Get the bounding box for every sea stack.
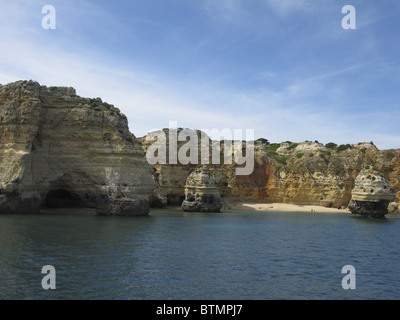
[348,167,396,218]
[181,165,222,212]
[0,80,155,215]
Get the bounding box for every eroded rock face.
[181,165,222,212]
[388,202,399,214]
[0,80,155,215]
[295,141,328,154]
[351,142,378,151]
[277,141,327,155]
[348,168,396,218]
[139,128,210,205]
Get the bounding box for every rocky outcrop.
[181,165,222,212]
[0,80,155,215]
[351,142,378,151]
[348,168,396,218]
[276,142,292,155]
[139,128,211,205]
[276,141,327,155]
[388,202,399,214]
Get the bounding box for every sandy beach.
[222,201,350,213]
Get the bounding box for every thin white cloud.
[265,0,313,15]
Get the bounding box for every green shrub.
[386,153,396,161]
[309,153,314,157]
[275,155,288,165]
[360,148,367,153]
[265,143,280,153]
[325,142,337,149]
[287,143,299,150]
[220,152,225,164]
[336,144,351,152]
[296,153,304,159]
[256,138,269,145]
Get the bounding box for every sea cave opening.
[43,189,86,209]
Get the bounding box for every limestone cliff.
[228,141,399,210]
[257,142,361,208]
[0,80,155,215]
[140,130,400,212]
[4,81,397,216]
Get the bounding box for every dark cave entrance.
[166,195,185,206]
[43,189,86,209]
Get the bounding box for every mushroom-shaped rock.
[348,168,396,218]
[181,165,222,212]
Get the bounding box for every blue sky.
[1,0,400,149]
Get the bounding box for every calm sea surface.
[0,208,399,300]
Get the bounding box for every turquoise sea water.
[0,209,399,300]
